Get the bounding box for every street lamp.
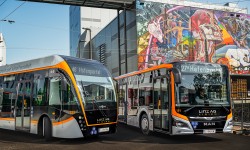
[78,40,85,58]
[82,27,92,59]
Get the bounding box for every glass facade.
[91,10,137,77]
[69,6,81,57]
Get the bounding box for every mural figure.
[190,9,223,62]
[136,1,250,74]
[165,20,190,53]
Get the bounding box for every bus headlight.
[172,116,194,135]
[223,117,233,133]
[173,118,189,128]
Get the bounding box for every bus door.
[118,82,127,123]
[15,81,32,132]
[153,75,170,132]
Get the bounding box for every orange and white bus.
[0,55,117,139]
[114,62,232,135]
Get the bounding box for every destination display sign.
[175,63,223,74]
[69,62,109,77]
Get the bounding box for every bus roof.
[0,55,100,75]
[114,64,173,80]
[114,61,228,80]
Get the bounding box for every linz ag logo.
[97,118,110,123]
[199,110,217,116]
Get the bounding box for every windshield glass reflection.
[76,75,116,104]
[177,67,230,107]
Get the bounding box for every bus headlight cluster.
[78,115,85,130]
[173,118,190,128]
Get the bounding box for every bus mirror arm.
[172,68,181,84]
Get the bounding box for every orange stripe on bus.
[55,61,90,126]
[31,120,38,124]
[171,72,188,121]
[87,121,117,126]
[0,117,15,121]
[0,66,56,76]
[227,111,232,120]
[52,117,74,126]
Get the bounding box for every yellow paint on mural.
[138,32,150,54]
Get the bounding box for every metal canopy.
[21,0,135,9]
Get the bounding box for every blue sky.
[0,0,69,64]
[0,0,249,64]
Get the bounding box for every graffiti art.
[136,1,250,74]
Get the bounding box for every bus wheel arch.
[139,112,150,135]
[37,114,52,140]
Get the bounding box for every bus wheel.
[140,114,150,135]
[43,117,52,140]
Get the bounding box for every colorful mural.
[136,1,250,74]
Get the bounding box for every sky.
[0,0,249,64]
[0,0,69,64]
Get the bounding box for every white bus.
[115,62,232,135]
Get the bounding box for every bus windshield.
[76,75,116,103]
[66,60,116,110]
[175,63,230,107]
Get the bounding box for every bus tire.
[140,113,150,135]
[43,117,52,140]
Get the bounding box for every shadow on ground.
[0,123,223,145]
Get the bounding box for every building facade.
[0,33,6,66]
[90,10,137,77]
[86,0,250,99]
[136,0,249,100]
[69,6,117,58]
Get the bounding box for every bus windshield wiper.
[92,99,107,117]
[80,81,107,117]
[184,106,196,113]
[220,104,229,113]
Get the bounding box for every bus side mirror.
[172,68,181,84]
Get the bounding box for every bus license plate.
[98,127,109,133]
[203,129,216,134]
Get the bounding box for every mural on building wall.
[136,1,250,74]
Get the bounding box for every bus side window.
[118,88,124,107]
[61,78,79,112]
[0,78,3,113]
[0,76,16,117]
[33,73,47,106]
[145,91,152,106]
[48,76,61,107]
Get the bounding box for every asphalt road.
[0,123,249,150]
